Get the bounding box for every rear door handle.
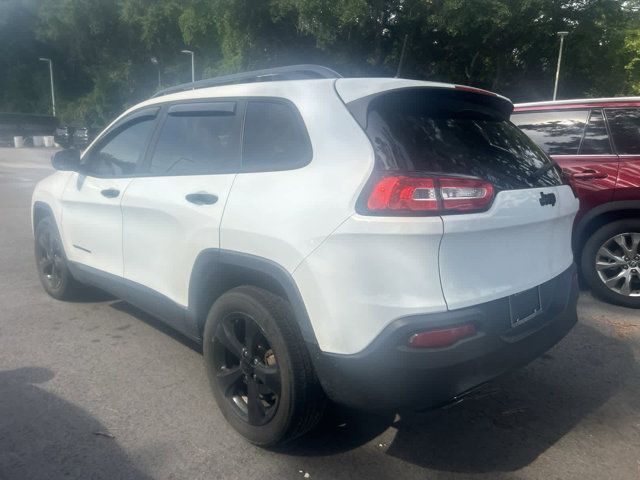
[570,170,608,180]
[185,193,218,205]
[101,188,120,198]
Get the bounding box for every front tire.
[581,219,640,308]
[34,217,82,300]
[203,286,325,446]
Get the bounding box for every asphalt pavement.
[1,147,639,480]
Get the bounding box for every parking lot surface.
[1,147,639,480]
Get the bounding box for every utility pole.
[38,57,56,117]
[553,31,569,101]
[181,50,195,86]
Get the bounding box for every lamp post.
[38,57,56,117]
[553,31,569,101]
[150,57,161,90]
[181,49,195,86]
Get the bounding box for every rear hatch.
[344,85,578,309]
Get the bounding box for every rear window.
[605,108,640,155]
[360,90,562,190]
[511,110,588,155]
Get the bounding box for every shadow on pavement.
[283,322,637,476]
[0,367,153,480]
[110,300,202,353]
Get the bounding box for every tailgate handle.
[185,193,218,205]
[571,169,608,180]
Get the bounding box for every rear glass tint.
[580,109,612,155]
[359,90,562,190]
[605,108,640,155]
[511,110,588,155]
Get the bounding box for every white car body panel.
[220,81,374,273]
[121,174,236,307]
[293,215,446,354]
[60,173,132,276]
[438,185,579,310]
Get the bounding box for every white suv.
[32,65,579,446]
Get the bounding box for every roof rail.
[152,64,342,98]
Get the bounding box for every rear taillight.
[364,175,494,215]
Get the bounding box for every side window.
[605,108,640,155]
[148,104,240,175]
[579,109,612,155]
[511,110,588,155]
[86,118,155,177]
[242,100,312,171]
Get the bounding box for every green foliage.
[2,0,640,128]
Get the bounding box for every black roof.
[152,64,341,98]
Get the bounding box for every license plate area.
[509,286,542,328]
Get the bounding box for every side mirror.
[51,149,81,171]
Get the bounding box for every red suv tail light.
[363,175,494,215]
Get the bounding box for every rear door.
[605,107,640,201]
[360,89,578,310]
[120,100,242,335]
[60,109,158,276]
[512,109,619,217]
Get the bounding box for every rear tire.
[34,217,83,300]
[203,286,325,446]
[581,219,640,308]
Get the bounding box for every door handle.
[101,188,120,198]
[570,170,608,181]
[185,193,218,205]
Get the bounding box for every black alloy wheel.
[203,286,325,446]
[213,312,281,426]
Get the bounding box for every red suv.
[512,98,640,308]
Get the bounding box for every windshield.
[359,89,563,190]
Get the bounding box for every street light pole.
[150,57,161,90]
[38,57,56,117]
[181,49,195,86]
[553,31,569,101]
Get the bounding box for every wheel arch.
[574,201,640,254]
[32,201,56,233]
[188,249,318,345]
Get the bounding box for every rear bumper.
[311,265,578,412]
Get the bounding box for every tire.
[34,216,82,300]
[203,286,325,446]
[581,219,640,308]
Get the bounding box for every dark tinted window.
[149,107,240,175]
[606,108,640,155]
[511,110,588,155]
[86,118,155,177]
[363,90,562,190]
[580,109,612,155]
[242,101,311,171]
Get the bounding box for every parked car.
[32,66,579,446]
[512,98,640,308]
[71,126,96,149]
[54,125,74,149]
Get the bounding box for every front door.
[60,112,158,276]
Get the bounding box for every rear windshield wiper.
[529,161,558,181]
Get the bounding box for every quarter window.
[605,108,640,155]
[511,110,589,155]
[580,109,612,155]
[86,118,155,177]
[242,101,312,171]
[149,105,241,175]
